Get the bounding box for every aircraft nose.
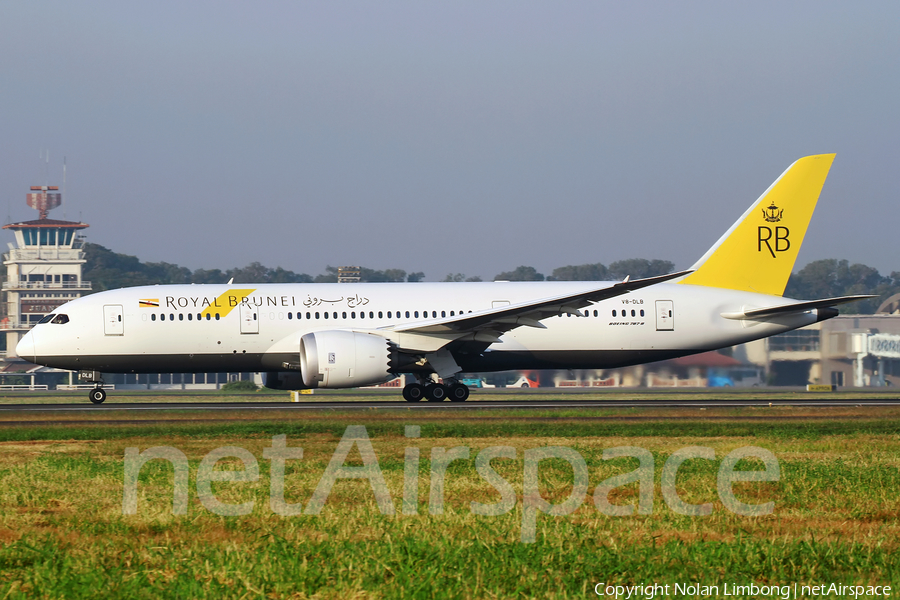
[16,330,35,363]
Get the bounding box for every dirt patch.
[0,527,21,543]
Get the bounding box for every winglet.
[680,154,835,296]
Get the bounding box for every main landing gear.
[402,381,469,402]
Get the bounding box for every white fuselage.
[18,281,818,378]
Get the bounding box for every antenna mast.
[63,157,67,220]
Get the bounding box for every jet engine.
[299,331,392,388]
[262,371,306,390]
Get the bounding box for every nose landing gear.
[79,370,106,404]
[89,388,107,404]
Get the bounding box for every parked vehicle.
[507,375,538,388]
[460,378,495,389]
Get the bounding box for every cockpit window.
[38,314,56,324]
[51,314,69,324]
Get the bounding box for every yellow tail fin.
[679,154,835,296]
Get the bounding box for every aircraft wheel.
[403,383,425,402]
[448,383,469,402]
[426,383,447,402]
[89,388,107,405]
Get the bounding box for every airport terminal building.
[741,303,900,388]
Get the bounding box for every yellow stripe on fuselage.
[679,154,835,297]
[199,289,257,318]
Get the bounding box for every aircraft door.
[240,303,259,334]
[103,305,124,336]
[655,300,674,331]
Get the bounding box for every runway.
[2,396,900,415]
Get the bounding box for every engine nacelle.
[263,371,307,390]
[300,330,392,388]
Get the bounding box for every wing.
[720,295,875,320]
[387,270,691,342]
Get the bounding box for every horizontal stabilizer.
[720,295,876,320]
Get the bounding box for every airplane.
[16,154,872,404]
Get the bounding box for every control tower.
[2,185,90,358]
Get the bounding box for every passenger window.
[631,310,636,317]
[288,313,292,320]
[387,311,392,319]
[315,312,320,319]
[640,309,645,317]
[188,314,193,321]
[352,311,356,319]
[206,314,211,320]
[405,311,410,318]
[215,313,220,320]
[612,310,617,317]
[324,312,329,319]
[593,310,598,317]
[179,314,184,321]
[369,311,374,318]
[450,311,455,316]
[378,311,383,319]
[360,312,365,319]
[341,312,346,319]
[441,311,446,317]
[414,311,419,318]
[170,314,175,321]
[333,312,337,319]
[306,312,311,319]
[151,314,157,321]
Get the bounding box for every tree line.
[82,243,899,314]
[83,243,424,289]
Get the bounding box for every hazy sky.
[2,1,898,280]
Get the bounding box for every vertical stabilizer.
[679,154,835,296]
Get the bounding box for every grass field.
[1,396,898,598]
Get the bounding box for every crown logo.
[762,201,783,223]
